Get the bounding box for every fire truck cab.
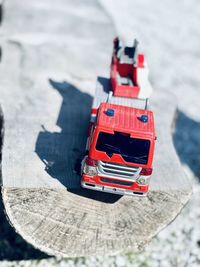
[81,101,155,196]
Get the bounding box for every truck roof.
[97,102,155,138]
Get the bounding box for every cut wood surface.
[0,0,192,257]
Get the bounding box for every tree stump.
[0,0,192,257]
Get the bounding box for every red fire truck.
[81,37,156,196]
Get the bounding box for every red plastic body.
[110,39,145,98]
[82,103,155,195]
[81,38,156,196]
[89,103,155,168]
[82,174,149,193]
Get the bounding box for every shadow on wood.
[0,105,3,185]
[173,111,200,181]
[0,4,3,25]
[35,79,91,189]
[35,79,122,204]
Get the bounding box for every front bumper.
[81,174,149,196]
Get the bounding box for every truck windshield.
[96,131,150,165]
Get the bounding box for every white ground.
[0,0,200,266]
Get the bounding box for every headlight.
[83,156,97,176]
[83,164,97,176]
[136,176,150,185]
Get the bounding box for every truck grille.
[100,177,133,186]
[97,161,140,180]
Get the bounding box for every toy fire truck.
[81,37,156,196]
